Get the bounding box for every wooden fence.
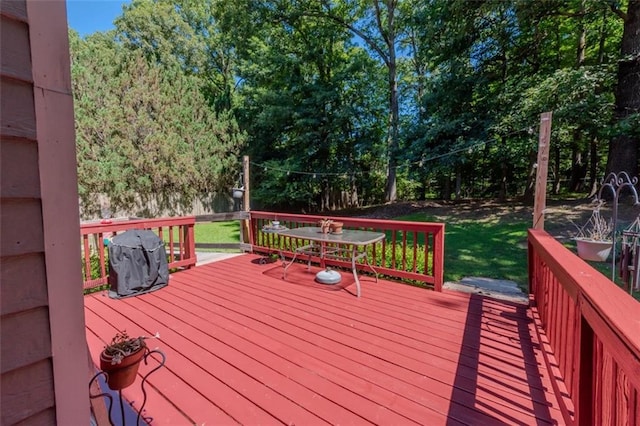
[80,217,196,290]
[249,211,445,291]
[528,229,640,425]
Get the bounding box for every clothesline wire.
[249,125,537,178]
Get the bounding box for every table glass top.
[275,226,385,245]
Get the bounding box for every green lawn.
[195,221,240,244]
[163,221,242,252]
[189,215,639,300]
[193,221,242,252]
[397,212,529,289]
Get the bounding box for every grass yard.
[190,214,531,289]
[194,220,241,251]
[185,203,637,300]
[397,212,529,288]
[163,221,242,252]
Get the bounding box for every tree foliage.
[70,27,244,216]
[70,0,639,214]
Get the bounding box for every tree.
[267,0,407,202]
[70,29,245,216]
[606,0,640,176]
[221,0,388,209]
[70,0,634,212]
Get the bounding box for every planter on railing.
[248,211,445,291]
[81,216,196,291]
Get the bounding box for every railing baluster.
[168,226,175,263]
[412,231,418,273]
[424,234,429,275]
[391,230,397,270]
[83,235,91,285]
[98,233,106,278]
[178,225,184,261]
[401,231,407,271]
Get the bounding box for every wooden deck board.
[85,254,563,425]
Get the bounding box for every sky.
[66,0,130,37]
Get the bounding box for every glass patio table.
[274,226,385,297]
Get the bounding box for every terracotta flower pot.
[329,222,343,234]
[100,347,146,390]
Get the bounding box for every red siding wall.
[1,0,89,423]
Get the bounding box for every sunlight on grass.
[195,221,241,252]
[195,221,240,243]
[185,213,638,300]
[398,212,529,289]
[163,221,241,252]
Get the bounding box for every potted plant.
[318,218,332,234]
[329,221,343,234]
[100,331,151,390]
[573,206,613,262]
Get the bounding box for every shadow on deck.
[85,254,562,425]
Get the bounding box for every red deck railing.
[80,217,196,290]
[528,229,640,425]
[249,211,445,291]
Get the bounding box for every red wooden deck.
[85,254,563,425]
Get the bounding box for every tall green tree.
[406,0,620,200]
[115,0,240,112]
[219,0,388,210]
[69,0,636,212]
[606,0,640,176]
[70,29,245,215]
[306,0,407,202]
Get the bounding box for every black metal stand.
[89,349,166,426]
[597,172,640,282]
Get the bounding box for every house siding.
[1,0,89,424]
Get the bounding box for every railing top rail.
[81,216,196,235]
[250,211,444,232]
[528,228,640,359]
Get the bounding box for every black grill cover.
[108,229,169,298]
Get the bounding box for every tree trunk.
[607,0,640,177]
[553,145,561,194]
[569,144,586,192]
[498,137,507,201]
[523,150,537,204]
[588,137,599,197]
[441,173,452,200]
[570,1,587,193]
[499,161,507,201]
[577,0,586,67]
[384,9,399,203]
[385,61,398,202]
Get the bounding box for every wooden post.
[241,155,251,247]
[242,155,250,211]
[533,112,552,230]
